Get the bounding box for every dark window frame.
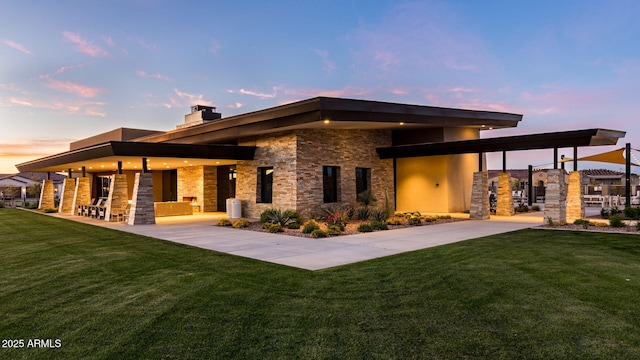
[257,166,273,203]
[323,166,340,203]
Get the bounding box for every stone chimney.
[177,105,222,129]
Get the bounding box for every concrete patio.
[44,211,549,271]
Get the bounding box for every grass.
[2,209,640,359]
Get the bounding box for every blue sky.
[1,0,639,173]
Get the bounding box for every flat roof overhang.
[376,128,626,159]
[16,141,256,173]
[139,97,523,145]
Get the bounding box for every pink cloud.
[7,96,106,116]
[313,49,336,74]
[2,39,31,54]
[102,35,115,47]
[136,70,171,81]
[163,89,213,109]
[63,31,108,57]
[0,83,29,95]
[43,78,103,98]
[228,87,278,99]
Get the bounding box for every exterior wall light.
[323,119,330,124]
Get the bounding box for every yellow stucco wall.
[395,127,480,213]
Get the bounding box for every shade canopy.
[574,147,640,166]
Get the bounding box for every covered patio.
[16,141,256,225]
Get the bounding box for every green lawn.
[2,209,640,359]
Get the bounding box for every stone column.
[104,174,129,221]
[58,178,76,214]
[71,177,91,215]
[470,171,490,220]
[496,172,514,216]
[566,171,584,223]
[128,172,155,225]
[38,179,55,210]
[544,169,567,223]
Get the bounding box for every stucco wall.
[395,127,479,213]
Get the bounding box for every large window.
[323,166,339,203]
[355,167,371,197]
[257,167,273,203]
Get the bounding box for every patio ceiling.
[376,128,626,159]
[15,141,256,173]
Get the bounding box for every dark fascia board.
[376,128,626,159]
[140,97,522,144]
[16,141,256,172]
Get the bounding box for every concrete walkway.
[47,211,544,271]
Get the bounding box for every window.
[323,166,339,203]
[257,167,273,203]
[355,167,371,197]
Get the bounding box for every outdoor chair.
[89,199,103,218]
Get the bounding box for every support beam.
[478,152,483,172]
[142,157,148,173]
[626,143,631,207]
[470,171,490,220]
[502,151,506,173]
[553,147,558,169]
[528,165,533,207]
[82,166,86,177]
[573,146,578,172]
[117,161,123,175]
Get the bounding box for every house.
[17,96,625,223]
[0,172,65,199]
[581,169,639,196]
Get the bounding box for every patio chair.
[90,199,103,218]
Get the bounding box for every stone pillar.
[496,172,514,216]
[38,179,55,210]
[566,171,584,223]
[128,172,155,225]
[470,171,490,220]
[71,177,91,215]
[544,169,567,223]
[104,174,129,221]
[58,178,76,214]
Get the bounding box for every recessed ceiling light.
[323,119,330,124]
[399,122,404,126]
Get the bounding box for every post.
[478,152,483,172]
[560,155,565,170]
[502,151,506,173]
[626,143,631,207]
[82,166,86,177]
[553,147,558,169]
[117,161,123,175]
[68,168,73,178]
[528,165,533,207]
[142,157,148,173]
[573,146,578,172]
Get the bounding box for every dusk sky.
[2,0,639,173]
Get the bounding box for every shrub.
[310,229,327,238]
[386,217,403,226]
[216,218,232,226]
[356,189,377,208]
[356,207,370,221]
[287,222,301,230]
[268,223,284,233]
[44,208,57,213]
[408,216,421,226]
[573,219,591,229]
[302,220,320,234]
[531,205,541,211]
[370,208,390,222]
[357,223,374,232]
[371,221,388,231]
[260,208,302,227]
[546,216,554,226]
[515,203,529,213]
[636,222,640,231]
[437,215,452,220]
[609,216,626,228]
[232,218,250,228]
[610,207,622,216]
[326,225,343,236]
[325,208,349,229]
[0,203,4,209]
[403,211,421,219]
[423,216,436,223]
[624,207,639,220]
[600,208,610,219]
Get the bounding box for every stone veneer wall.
[71,177,91,215]
[236,129,394,219]
[128,172,155,225]
[544,169,567,223]
[58,178,76,214]
[39,180,55,210]
[237,132,297,219]
[104,174,129,221]
[495,172,514,216]
[470,171,490,220]
[177,166,217,212]
[566,171,584,223]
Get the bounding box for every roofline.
[376,128,626,159]
[16,141,256,173]
[138,96,523,144]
